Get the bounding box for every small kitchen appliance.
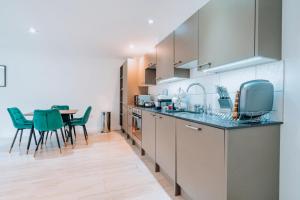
[155,98,173,110]
[134,95,151,107]
[238,80,274,120]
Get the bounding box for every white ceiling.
[0,0,209,58]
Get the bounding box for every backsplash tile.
[219,66,256,93]
[149,61,284,121]
[255,61,284,91]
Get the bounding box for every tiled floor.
[0,131,184,200]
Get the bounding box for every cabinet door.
[122,105,128,133]
[176,119,226,200]
[144,51,157,69]
[198,0,255,69]
[174,11,198,67]
[142,111,156,160]
[156,33,174,80]
[127,109,132,137]
[156,114,176,180]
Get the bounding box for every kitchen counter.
[139,107,282,130]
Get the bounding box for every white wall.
[280,0,300,199]
[0,50,123,138]
[149,61,284,121]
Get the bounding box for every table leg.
[68,125,74,148]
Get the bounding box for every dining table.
[24,109,78,146]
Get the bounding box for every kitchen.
[0,0,299,199]
[121,0,283,199]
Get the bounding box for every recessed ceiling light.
[148,19,154,25]
[129,44,135,49]
[28,27,38,34]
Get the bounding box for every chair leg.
[26,128,34,154]
[60,128,66,146]
[83,125,88,144]
[34,132,45,157]
[33,130,37,145]
[19,129,23,146]
[68,125,74,147]
[64,127,68,139]
[9,129,20,153]
[83,125,89,138]
[45,131,49,144]
[54,130,62,154]
[73,126,77,139]
[39,131,44,148]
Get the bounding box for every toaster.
[238,80,274,119]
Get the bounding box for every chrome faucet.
[186,83,207,113]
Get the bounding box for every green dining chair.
[44,105,70,143]
[33,109,65,156]
[68,106,92,144]
[51,105,69,110]
[7,107,37,154]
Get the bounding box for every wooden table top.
[24,109,78,116]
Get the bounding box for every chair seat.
[16,121,33,129]
[68,118,84,126]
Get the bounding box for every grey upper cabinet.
[156,33,175,81]
[198,0,282,71]
[144,51,157,69]
[198,0,255,69]
[176,119,226,200]
[156,33,189,82]
[141,111,156,161]
[155,114,176,181]
[174,11,199,69]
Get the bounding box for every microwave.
[134,95,151,107]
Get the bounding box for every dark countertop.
[139,107,283,130]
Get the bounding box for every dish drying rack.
[213,110,273,123]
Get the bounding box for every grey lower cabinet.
[176,119,226,200]
[122,105,128,133]
[127,107,132,137]
[176,118,280,200]
[155,114,176,181]
[141,111,156,161]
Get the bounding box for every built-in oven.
[132,108,142,143]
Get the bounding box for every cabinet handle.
[174,60,182,66]
[197,62,212,70]
[152,114,156,117]
[159,116,163,119]
[185,125,202,131]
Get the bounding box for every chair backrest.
[82,106,92,124]
[34,109,63,132]
[7,107,27,129]
[51,105,69,110]
[51,105,70,123]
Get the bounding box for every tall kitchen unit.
[119,58,139,134]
